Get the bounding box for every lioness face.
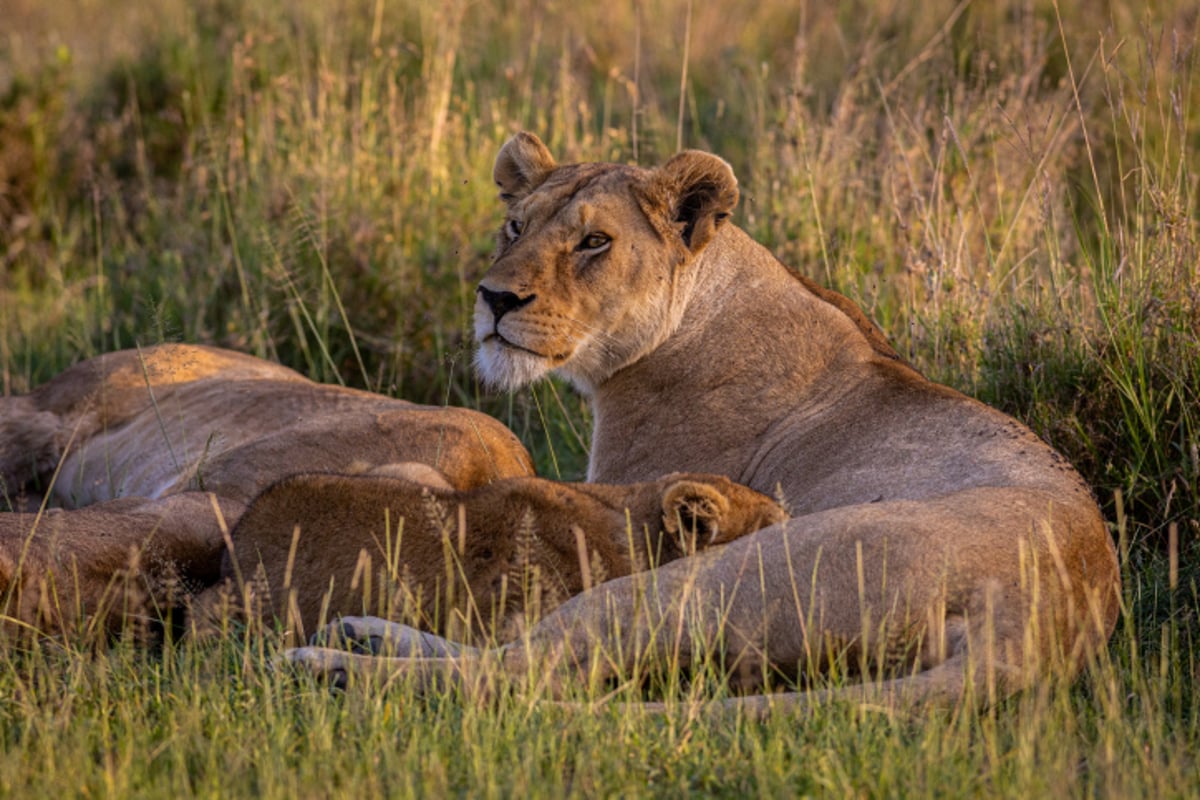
[475,133,738,392]
[474,160,673,393]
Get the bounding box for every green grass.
[1,0,1198,795]
[0,594,1194,798]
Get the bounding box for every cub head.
[475,132,739,392]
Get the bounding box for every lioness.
[290,132,1121,714]
[0,343,534,509]
[204,469,786,642]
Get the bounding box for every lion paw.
[282,646,352,690]
[309,616,475,659]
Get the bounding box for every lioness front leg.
[290,618,500,694]
[284,649,489,694]
[287,540,772,699]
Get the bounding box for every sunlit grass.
[0,0,1197,795]
[0,578,1194,798]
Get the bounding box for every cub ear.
[661,480,733,552]
[493,132,557,204]
[649,150,739,253]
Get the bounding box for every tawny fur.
[0,493,242,636]
[292,132,1121,715]
[198,470,785,643]
[0,343,534,509]
[0,344,535,635]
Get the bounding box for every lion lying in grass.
[1,345,782,641]
[198,469,786,643]
[0,343,534,509]
[0,343,533,635]
[288,132,1121,715]
[0,492,242,637]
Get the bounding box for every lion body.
[0,344,534,635]
[0,492,242,636]
[2,345,786,641]
[205,470,785,642]
[293,133,1121,712]
[1,344,534,508]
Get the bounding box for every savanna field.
[1,0,1198,795]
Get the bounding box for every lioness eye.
[505,219,523,241]
[579,232,611,252]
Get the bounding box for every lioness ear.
[651,150,739,252]
[661,480,733,551]
[493,132,557,204]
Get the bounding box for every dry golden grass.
[0,1,1197,795]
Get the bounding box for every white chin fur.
[474,341,552,392]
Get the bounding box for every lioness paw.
[309,616,474,659]
[308,620,387,655]
[281,646,351,690]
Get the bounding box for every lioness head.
[475,132,739,392]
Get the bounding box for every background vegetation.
[1,0,1196,796]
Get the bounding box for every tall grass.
[1,0,1198,795]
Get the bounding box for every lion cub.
[0,492,242,638]
[210,469,787,642]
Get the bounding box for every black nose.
[477,285,535,321]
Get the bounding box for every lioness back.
[1,344,534,507]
